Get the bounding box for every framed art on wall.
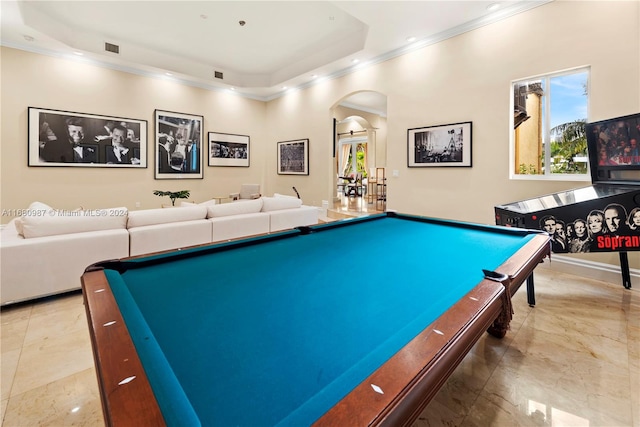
[155,110,204,179]
[408,121,472,167]
[208,132,250,167]
[277,139,309,175]
[28,107,147,168]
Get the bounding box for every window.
[339,138,368,178]
[511,67,590,179]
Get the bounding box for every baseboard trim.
[539,254,639,288]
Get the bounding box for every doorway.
[331,91,387,217]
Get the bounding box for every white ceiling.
[1,0,549,111]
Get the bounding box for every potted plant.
[153,190,190,207]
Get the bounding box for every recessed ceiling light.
[406,36,416,43]
[73,51,84,56]
[200,14,208,19]
[23,35,35,42]
[311,74,317,79]
[487,3,501,11]
[282,86,287,90]
[351,59,359,64]
[230,87,235,91]
[165,72,172,76]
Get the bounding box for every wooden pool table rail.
[82,270,165,427]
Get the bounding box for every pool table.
[81,213,549,427]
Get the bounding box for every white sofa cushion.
[128,220,212,256]
[14,201,55,236]
[210,213,270,242]
[20,206,128,239]
[179,200,218,208]
[127,206,207,228]
[261,196,302,212]
[199,199,218,207]
[13,217,24,236]
[29,201,53,210]
[273,193,299,199]
[207,198,263,218]
[269,205,319,232]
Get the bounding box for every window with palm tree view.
[512,67,589,178]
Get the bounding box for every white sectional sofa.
[0,197,318,305]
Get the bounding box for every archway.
[330,91,388,215]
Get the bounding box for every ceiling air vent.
[214,71,223,79]
[104,42,120,54]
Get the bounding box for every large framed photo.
[277,139,309,175]
[408,121,472,167]
[155,110,203,179]
[28,107,147,168]
[208,132,249,167]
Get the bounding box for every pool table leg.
[526,273,535,307]
[486,279,514,339]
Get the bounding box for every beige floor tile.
[467,333,511,367]
[629,324,640,412]
[427,350,496,417]
[413,397,466,427]
[0,350,20,401]
[3,368,104,427]
[515,312,630,371]
[1,320,28,354]
[0,306,31,327]
[10,329,94,397]
[28,292,83,318]
[23,302,88,347]
[1,399,7,425]
[460,392,550,427]
[483,359,632,426]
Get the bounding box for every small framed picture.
[28,107,147,168]
[408,121,472,167]
[208,132,249,167]
[277,139,309,175]
[155,110,204,179]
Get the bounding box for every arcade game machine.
[495,112,640,292]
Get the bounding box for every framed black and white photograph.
[208,132,250,167]
[408,121,472,167]
[155,110,203,179]
[28,107,147,168]
[277,139,309,175]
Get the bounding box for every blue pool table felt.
[107,217,536,426]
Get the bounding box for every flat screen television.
[586,112,640,183]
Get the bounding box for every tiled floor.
[1,263,638,426]
[332,193,385,217]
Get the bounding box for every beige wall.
[1,1,638,269]
[1,47,267,213]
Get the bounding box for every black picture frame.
[208,132,250,167]
[155,110,204,179]
[408,121,472,167]
[28,107,147,168]
[277,139,309,175]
